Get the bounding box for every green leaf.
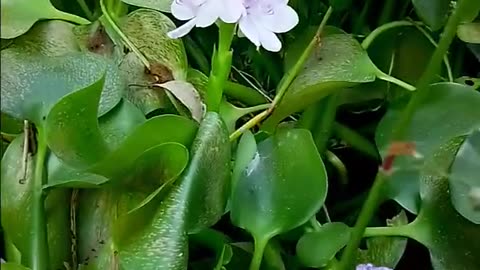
[0,0,89,39]
[1,135,70,269]
[121,0,171,13]
[449,129,480,224]
[375,82,480,214]
[357,211,408,269]
[119,8,188,114]
[457,22,480,44]
[412,0,450,30]
[231,128,328,245]
[45,74,109,169]
[116,112,231,269]
[232,131,257,192]
[0,263,31,270]
[8,20,80,56]
[1,51,124,124]
[460,1,480,23]
[409,137,480,270]
[265,27,377,128]
[364,25,448,102]
[296,222,351,268]
[90,114,198,179]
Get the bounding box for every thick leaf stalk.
[338,0,477,269]
[206,23,235,112]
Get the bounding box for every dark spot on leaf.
[465,79,474,86]
[145,63,174,84]
[91,248,96,252]
[99,240,105,244]
[88,25,113,55]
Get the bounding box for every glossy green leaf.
[119,8,188,114]
[375,82,480,214]
[90,114,198,179]
[1,135,70,269]
[45,74,109,169]
[121,0,171,12]
[0,0,89,39]
[1,51,124,124]
[265,27,377,128]
[232,131,257,191]
[449,129,480,224]
[408,137,480,270]
[296,222,351,268]
[45,100,145,189]
[231,128,328,245]
[412,0,450,30]
[457,22,480,44]
[116,112,230,269]
[357,211,408,268]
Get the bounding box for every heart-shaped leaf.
[457,22,480,44]
[121,0,171,13]
[0,0,89,39]
[375,82,480,214]
[412,0,450,30]
[264,27,377,128]
[230,128,328,255]
[1,135,71,269]
[1,50,124,124]
[357,211,408,269]
[116,112,231,269]
[296,222,351,268]
[449,129,480,224]
[407,137,480,270]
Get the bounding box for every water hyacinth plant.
[1,0,479,270]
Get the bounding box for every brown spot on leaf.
[145,63,174,83]
[88,26,113,56]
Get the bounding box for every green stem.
[338,172,387,270]
[363,225,414,238]
[361,21,416,49]
[239,104,271,115]
[390,0,471,141]
[76,0,94,21]
[229,6,334,140]
[250,238,269,270]
[206,22,236,112]
[50,9,90,25]
[378,0,395,25]
[271,6,333,108]
[326,150,349,187]
[225,82,268,106]
[374,66,416,91]
[338,2,473,268]
[30,130,49,270]
[184,36,211,75]
[99,0,150,69]
[333,123,379,160]
[313,94,339,153]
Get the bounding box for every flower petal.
[239,16,261,48]
[167,19,197,38]
[220,0,244,23]
[171,0,197,20]
[260,4,299,33]
[195,0,220,27]
[259,29,281,52]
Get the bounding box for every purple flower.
[356,263,393,270]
